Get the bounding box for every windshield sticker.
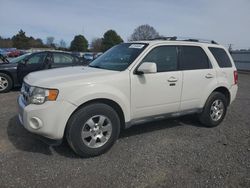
[129,44,145,49]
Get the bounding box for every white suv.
[18,38,238,157]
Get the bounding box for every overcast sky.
[0,0,250,49]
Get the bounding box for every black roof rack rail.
[149,36,218,44]
[148,36,177,41]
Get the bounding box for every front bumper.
[18,95,77,141]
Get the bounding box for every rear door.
[17,52,48,83]
[179,45,217,110]
[51,52,77,68]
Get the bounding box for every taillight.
[233,70,238,85]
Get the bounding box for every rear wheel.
[0,73,13,93]
[66,103,120,157]
[199,92,227,127]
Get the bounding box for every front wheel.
[66,103,120,157]
[0,73,13,93]
[199,92,227,127]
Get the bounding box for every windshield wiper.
[0,55,9,64]
[88,65,102,69]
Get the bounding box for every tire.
[66,103,120,157]
[199,92,227,127]
[0,73,13,93]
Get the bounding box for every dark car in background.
[82,53,94,64]
[81,53,103,65]
[0,51,84,93]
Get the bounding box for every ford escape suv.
[18,37,238,157]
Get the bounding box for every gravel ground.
[0,74,249,188]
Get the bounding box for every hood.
[24,66,118,88]
[0,62,17,68]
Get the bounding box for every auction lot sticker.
[129,44,145,49]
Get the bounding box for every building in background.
[231,50,250,71]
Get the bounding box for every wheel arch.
[0,70,14,83]
[64,98,126,138]
[0,70,14,89]
[200,85,231,109]
[212,86,231,106]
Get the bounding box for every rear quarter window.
[209,47,232,68]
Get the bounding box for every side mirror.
[136,62,157,74]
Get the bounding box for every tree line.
[0,24,160,52]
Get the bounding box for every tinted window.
[142,46,178,72]
[180,46,210,70]
[10,53,30,64]
[209,47,232,68]
[89,43,148,71]
[53,53,74,64]
[74,56,81,63]
[27,53,47,64]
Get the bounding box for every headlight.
[29,87,59,105]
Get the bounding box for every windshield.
[10,53,31,63]
[89,43,148,71]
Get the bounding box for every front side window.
[10,53,31,64]
[179,46,210,70]
[141,46,178,72]
[209,47,232,68]
[26,53,47,64]
[89,43,148,71]
[53,53,74,64]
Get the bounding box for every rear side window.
[209,47,232,68]
[179,46,210,70]
[53,53,74,64]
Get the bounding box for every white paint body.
[18,41,238,140]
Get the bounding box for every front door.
[17,52,48,83]
[130,45,182,119]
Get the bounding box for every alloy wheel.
[0,76,8,91]
[210,99,224,121]
[81,115,112,148]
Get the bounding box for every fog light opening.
[30,117,43,130]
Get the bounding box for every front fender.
[63,84,131,122]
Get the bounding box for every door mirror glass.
[137,62,157,74]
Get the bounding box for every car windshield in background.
[10,53,30,63]
[89,43,148,71]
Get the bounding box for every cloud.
[0,0,249,49]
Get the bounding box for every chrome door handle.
[205,73,214,79]
[168,77,178,82]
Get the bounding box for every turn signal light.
[47,89,59,101]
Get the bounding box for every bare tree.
[59,39,66,48]
[129,24,160,41]
[91,38,103,52]
[46,36,55,47]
